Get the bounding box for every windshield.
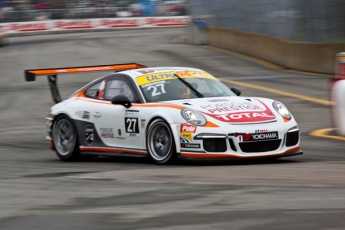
[136,71,236,102]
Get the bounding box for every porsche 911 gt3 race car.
[25,63,302,164]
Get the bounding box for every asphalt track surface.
[0,28,344,230]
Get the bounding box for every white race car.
[25,63,302,164]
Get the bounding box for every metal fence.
[187,0,345,42]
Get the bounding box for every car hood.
[169,96,277,124]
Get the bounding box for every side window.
[104,79,134,101]
[85,82,101,98]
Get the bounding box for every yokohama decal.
[241,131,279,142]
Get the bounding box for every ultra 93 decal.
[125,117,139,134]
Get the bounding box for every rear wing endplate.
[24,63,147,103]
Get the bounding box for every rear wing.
[24,63,147,103]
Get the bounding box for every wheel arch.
[146,115,181,154]
[51,112,81,149]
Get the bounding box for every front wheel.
[146,119,176,164]
[52,115,80,161]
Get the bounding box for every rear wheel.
[52,115,80,161]
[146,119,176,164]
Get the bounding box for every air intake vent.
[239,140,281,153]
[203,138,227,152]
[286,131,299,147]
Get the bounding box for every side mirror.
[111,95,132,108]
[231,87,241,96]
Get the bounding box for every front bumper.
[177,122,302,160]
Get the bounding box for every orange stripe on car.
[75,97,186,110]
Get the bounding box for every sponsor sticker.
[125,110,139,117]
[180,133,192,143]
[239,131,279,142]
[141,119,146,129]
[201,102,264,113]
[127,133,140,137]
[135,71,216,86]
[82,111,90,120]
[138,69,155,74]
[181,143,201,148]
[84,125,94,145]
[207,99,229,102]
[255,129,268,133]
[100,128,114,138]
[180,124,197,133]
[203,99,276,123]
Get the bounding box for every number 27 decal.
[147,84,166,96]
[125,117,139,133]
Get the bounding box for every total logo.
[209,111,276,123]
[180,124,197,133]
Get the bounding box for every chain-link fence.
[187,0,345,42]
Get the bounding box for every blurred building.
[188,0,345,42]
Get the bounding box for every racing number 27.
[125,118,139,133]
[147,84,166,96]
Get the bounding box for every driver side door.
[93,75,144,150]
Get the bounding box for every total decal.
[202,99,276,123]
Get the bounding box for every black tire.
[52,114,80,161]
[146,119,177,164]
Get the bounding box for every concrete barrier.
[209,27,345,75]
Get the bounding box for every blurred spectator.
[0,2,13,22]
[35,1,49,10]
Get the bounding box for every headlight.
[273,101,292,120]
[181,108,207,126]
